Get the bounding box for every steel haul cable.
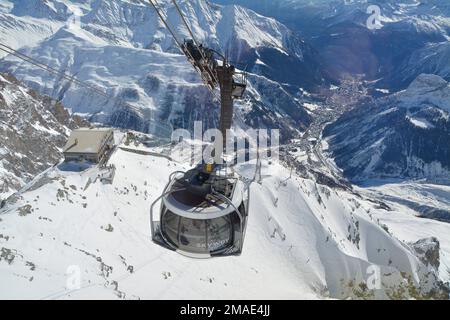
[147,0,220,101]
[170,0,220,87]
[0,43,107,97]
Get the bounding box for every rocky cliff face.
[0,73,87,199]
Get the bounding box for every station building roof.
[63,128,113,155]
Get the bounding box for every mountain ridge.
[0,72,87,199]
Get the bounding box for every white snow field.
[358,180,450,284]
[0,134,447,300]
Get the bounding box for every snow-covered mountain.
[324,74,450,182]
[216,0,450,42]
[384,41,450,90]
[0,73,87,200]
[0,0,328,140]
[1,0,450,301]
[217,0,450,86]
[0,133,448,299]
[0,1,63,55]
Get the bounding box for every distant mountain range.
[0,0,328,140]
[216,0,450,88]
[324,74,450,182]
[216,0,450,183]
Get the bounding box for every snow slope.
[0,133,447,299]
[358,181,450,283]
[390,41,450,86]
[361,180,450,224]
[0,0,63,59]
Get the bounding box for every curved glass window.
[161,209,179,246]
[179,217,208,253]
[207,215,232,252]
[161,210,235,254]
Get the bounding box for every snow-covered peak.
[407,73,449,92]
[11,0,83,21]
[8,0,299,54]
[217,4,286,49]
[397,74,450,112]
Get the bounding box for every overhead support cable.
[148,0,183,49]
[171,0,220,86]
[0,43,107,98]
[147,0,220,101]
[0,42,173,137]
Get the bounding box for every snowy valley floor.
[0,135,449,299]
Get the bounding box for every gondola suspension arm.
[147,0,219,100]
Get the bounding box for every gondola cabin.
[151,164,249,258]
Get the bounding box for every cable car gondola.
[149,0,250,258]
[150,164,249,258]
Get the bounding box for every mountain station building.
[63,128,114,163]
